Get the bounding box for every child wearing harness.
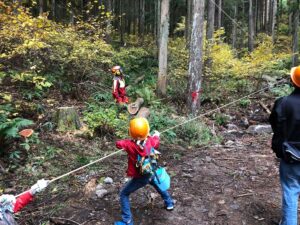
[114,118,174,225]
[111,65,129,104]
[0,179,49,225]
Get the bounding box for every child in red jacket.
[114,118,174,225]
[111,65,129,104]
[0,179,49,224]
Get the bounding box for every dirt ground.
[15,131,283,225]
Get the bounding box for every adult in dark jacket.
[269,66,300,225]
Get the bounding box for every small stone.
[225,140,235,147]
[104,177,113,184]
[247,125,272,134]
[96,189,108,198]
[226,124,239,131]
[218,200,225,205]
[230,203,240,210]
[205,156,212,162]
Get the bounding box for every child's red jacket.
[116,135,160,178]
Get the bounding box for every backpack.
[136,147,160,176]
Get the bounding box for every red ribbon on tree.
[191,89,203,103]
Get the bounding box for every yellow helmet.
[291,66,300,88]
[111,65,123,76]
[129,118,150,140]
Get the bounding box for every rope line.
[15,78,286,198]
[161,79,285,134]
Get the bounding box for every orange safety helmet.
[291,66,300,88]
[111,65,123,76]
[129,118,150,140]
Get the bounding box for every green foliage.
[134,86,160,106]
[239,98,251,107]
[0,117,33,139]
[214,113,230,126]
[175,120,213,146]
[271,84,294,97]
[83,103,129,138]
[0,3,113,95]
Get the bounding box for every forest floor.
[1,89,285,225]
[19,131,282,225]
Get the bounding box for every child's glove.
[152,130,160,137]
[0,194,16,212]
[30,179,50,195]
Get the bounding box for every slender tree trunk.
[106,0,112,43]
[120,0,125,45]
[264,0,268,30]
[139,0,145,38]
[51,0,55,20]
[157,0,170,97]
[187,0,205,115]
[217,0,222,28]
[207,0,215,41]
[232,3,238,48]
[185,0,193,48]
[248,0,255,52]
[292,0,299,66]
[157,0,161,48]
[254,0,258,34]
[39,0,44,15]
[205,0,215,69]
[133,0,137,35]
[271,0,277,43]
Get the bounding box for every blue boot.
[114,221,133,225]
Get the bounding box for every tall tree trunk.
[106,0,112,43]
[217,0,222,28]
[206,0,215,41]
[248,0,255,52]
[51,0,55,20]
[157,0,161,48]
[133,0,137,35]
[119,0,125,46]
[187,0,205,115]
[185,0,193,47]
[271,0,277,43]
[254,0,258,34]
[139,0,145,38]
[292,0,299,66]
[264,0,268,31]
[157,0,170,97]
[39,0,44,15]
[232,3,238,48]
[205,0,215,69]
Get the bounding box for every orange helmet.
[129,118,150,140]
[291,66,300,88]
[111,65,123,76]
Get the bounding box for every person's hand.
[152,130,160,137]
[30,179,50,195]
[0,194,16,205]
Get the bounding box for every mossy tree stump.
[55,107,82,132]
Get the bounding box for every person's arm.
[13,191,33,213]
[269,98,283,132]
[116,139,131,152]
[151,132,160,149]
[14,179,49,213]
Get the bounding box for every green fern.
[0,118,34,139]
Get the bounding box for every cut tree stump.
[55,107,82,132]
[127,98,144,115]
[136,107,150,118]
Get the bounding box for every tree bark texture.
[185,0,193,48]
[217,0,222,28]
[157,0,170,97]
[206,0,215,41]
[51,0,55,20]
[187,0,205,115]
[271,0,277,43]
[139,0,145,37]
[232,3,238,48]
[248,0,255,52]
[55,107,82,132]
